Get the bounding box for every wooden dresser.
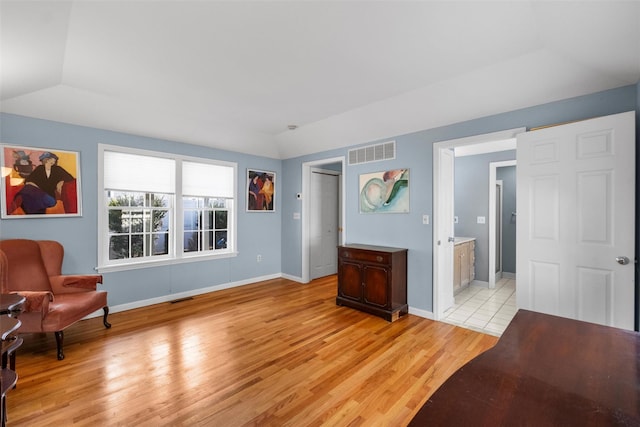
[336,244,407,321]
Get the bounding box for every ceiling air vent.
[348,141,395,165]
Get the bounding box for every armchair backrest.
[0,239,54,293]
[37,240,65,277]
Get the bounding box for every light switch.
[454,216,459,224]
[477,216,486,224]
[422,214,429,225]
[293,212,300,220]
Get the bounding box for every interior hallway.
[442,278,517,336]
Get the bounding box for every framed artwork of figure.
[1,144,82,218]
[247,169,275,212]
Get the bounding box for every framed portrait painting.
[1,145,82,218]
[247,169,275,212]
[359,169,409,213]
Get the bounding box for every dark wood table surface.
[0,293,25,315]
[409,309,640,426]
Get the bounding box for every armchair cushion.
[42,292,108,331]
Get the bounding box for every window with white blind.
[98,145,237,272]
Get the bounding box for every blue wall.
[0,114,282,307]
[281,84,639,315]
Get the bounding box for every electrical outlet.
[257,254,262,262]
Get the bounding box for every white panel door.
[310,171,339,280]
[436,148,456,315]
[517,111,635,330]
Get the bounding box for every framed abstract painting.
[359,169,409,213]
[1,145,82,218]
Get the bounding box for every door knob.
[615,256,630,265]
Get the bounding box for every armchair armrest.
[12,291,53,315]
[50,274,103,294]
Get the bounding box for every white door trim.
[302,157,346,283]
[433,127,525,319]
[489,161,516,288]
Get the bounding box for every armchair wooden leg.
[103,306,112,329]
[54,331,64,360]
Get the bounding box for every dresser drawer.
[340,249,390,265]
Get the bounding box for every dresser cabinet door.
[362,265,389,308]
[339,261,362,301]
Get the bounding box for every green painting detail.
[359,169,409,213]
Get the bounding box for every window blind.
[104,151,175,193]
[182,161,234,198]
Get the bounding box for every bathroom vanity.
[453,237,475,293]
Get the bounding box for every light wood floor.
[7,276,497,426]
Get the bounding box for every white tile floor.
[442,278,517,336]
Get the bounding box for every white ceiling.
[1,1,639,159]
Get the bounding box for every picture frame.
[359,169,410,213]
[247,169,275,212]
[1,144,82,218]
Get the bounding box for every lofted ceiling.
[1,1,639,159]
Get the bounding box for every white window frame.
[97,144,238,273]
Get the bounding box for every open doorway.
[433,128,524,321]
[301,157,346,283]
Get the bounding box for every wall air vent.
[348,141,395,165]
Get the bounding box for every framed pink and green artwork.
[1,144,82,218]
[359,169,409,213]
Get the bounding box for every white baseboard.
[281,273,305,283]
[408,307,434,320]
[84,273,283,319]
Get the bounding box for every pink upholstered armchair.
[0,239,110,360]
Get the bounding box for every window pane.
[184,231,199,252]
[108,210,125,233]
[204,231,214,250]
[131,234,144,258]
[215,231,227,249]
[131,212,144,233]
[153,233,169,255]
[107,191,130,207]
[204,211,214,230]
[131,193,145,207]
[215,211,227,229]
[184,210,199,230]
[109,235,129,260]
[151,194,170,208]
[153,210,170,232]
[183,197,199,209]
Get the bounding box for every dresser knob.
[376,256,383,262]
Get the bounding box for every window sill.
[96,251,239,273]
